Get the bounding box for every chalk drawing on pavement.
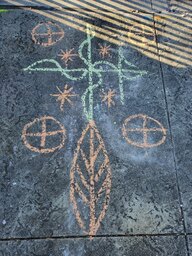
[23,24,150,237]
[25,25,147,113]
[70,120,111,237]
[98,43,111,58]
[122,114,167,148]
[101,89,116,108]
[22,116,66,153]
[50,84,78,112]
[31,22,64,47]
[58,48,79,67]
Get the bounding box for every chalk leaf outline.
[70,121,111,237]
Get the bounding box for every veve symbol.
[22,24,166,238]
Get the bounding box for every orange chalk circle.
[31,22,64,47]
[122,114,167,148]
[22,116,66,153]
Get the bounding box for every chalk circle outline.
[122,114,167,148]
[31,21,65,47]
[22,116,66,153]
[128,23,155,46]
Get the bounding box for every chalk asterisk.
[101,89,116,108]
[51,84,77,111]
[58,48,78,66]
[98,43,111,58]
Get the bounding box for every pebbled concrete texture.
[188,236,192,255]
[0,236,188,256]
[0,1,192,255]
[160,63,192,232]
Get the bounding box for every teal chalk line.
[0,8,9,13]
[24,25,147,121]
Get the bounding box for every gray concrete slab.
[1,0,191,14]
[158,63,192,233]
[0,236,188,256]
[152,0,192,14]
[1,0,153,13]
[152,0,169,13]
[154,13,192,68]
[1,0,192,254]
[155,12,192,235]
[187,235,192,256]
[0,0,44,6]
[0,10,184,240]
[170,0,192,13]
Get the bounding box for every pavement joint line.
[152,14,190,256]
[0,233,189,242]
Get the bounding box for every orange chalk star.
[101,89,116,108]
[58,48,78,66]
[98,43,111,58]
[51,84,77,112]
